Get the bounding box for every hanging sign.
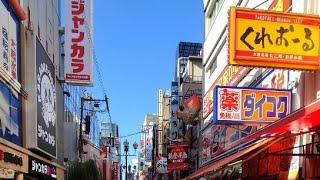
[36,39,56,157]
[229,7,320,70]
[155,157,168,174]
[167,144,188,171]
[65,0,93,85]
[213,86,291,124]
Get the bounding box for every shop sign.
[155,157,168,174]
[0,168,14,179]
[65,0,93,85]
[169,81,183,142]
[0,144,27,173]
[229,7,320,70]
[0,1,19,80]
[36,39,56,157]
[167,144,188,171]
[145,127,153,163]
[213,86,292,124]
[203,66,249,121]
[29,157,56,179]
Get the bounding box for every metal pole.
[79,97,84,160]
[125,150,128,180]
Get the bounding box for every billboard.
[213,86,291,124]
[167,144,188,171]
[36,39,56,157]
[229,7,320,70]
[65,0,93,85]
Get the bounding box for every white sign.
[145,128,153,162]
[0,1,18,80]
[65,0,93,85]
[0,168,15,179]
[156,157,168,174]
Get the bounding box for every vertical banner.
[145,125,153,163]
[0,1,19,81]
[169,81,183,142]
[36,39,56,157]
[65,0,93,85]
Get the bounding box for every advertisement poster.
[167,144,188,171]
[169,81,183,142]
[36,39,56,157]
[213,86,291,124]
[65,0,93,85]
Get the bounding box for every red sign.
[167,144,188,171]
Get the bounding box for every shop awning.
[187,99,320,179]
[186,137,277,179]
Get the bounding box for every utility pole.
[79,96,109,160]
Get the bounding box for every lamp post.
[123,140,138,180]
[123,140,129,180]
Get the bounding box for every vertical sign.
[65,0,93,85]
[145,125,153,163]
[169,82,182,142]
[0,1,18,80]
[36,39,56,157]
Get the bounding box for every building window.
[205,0,224,35]
[208,58,217,77]
[0,81,21,145]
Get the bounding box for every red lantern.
[176,95,201,125]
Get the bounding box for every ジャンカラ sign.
[213,86,292,124]
[229,7,320,70]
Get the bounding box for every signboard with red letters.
[167,144,188,171]
[213,86,291,124]
[65,0,93,85]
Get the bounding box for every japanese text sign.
[167,144,188,171]
[65,0,93,85]
[213,86,291,124]
[229,7,320,70]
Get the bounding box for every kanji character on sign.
[302,28,314,51]
[220,89,240,111]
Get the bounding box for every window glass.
[0,81,21,145]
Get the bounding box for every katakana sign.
[229,7,320,70]
[65,0,93,85]
[213,86,292,124]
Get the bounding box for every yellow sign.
[229,8,320,70]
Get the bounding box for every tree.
[68,160,101,180]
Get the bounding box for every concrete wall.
[22,0,64,165]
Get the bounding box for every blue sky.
[91,0,204,157]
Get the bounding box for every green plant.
[68,160,101,180]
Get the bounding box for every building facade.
[186,0,320,179]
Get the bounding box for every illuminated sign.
[213,86,292,124]
[29,157,56,179]
[229,7,320,70]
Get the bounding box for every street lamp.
[123,140,138,180]
[124,140,129,180]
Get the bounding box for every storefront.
[0,142,28,179]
